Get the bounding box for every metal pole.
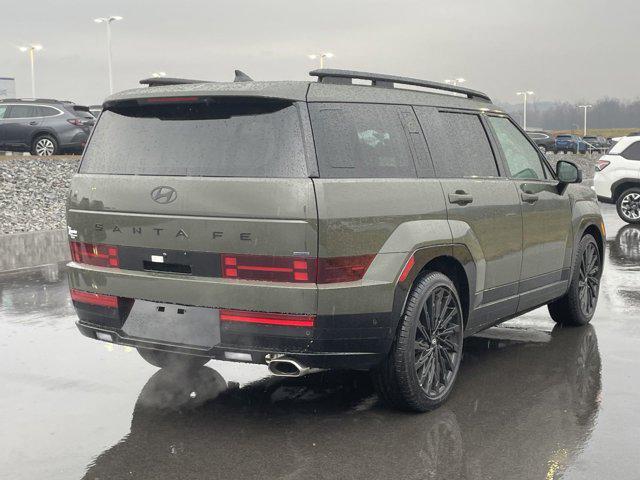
[29,48,35,98]
[106,20,114,94]
[583,107,587,136]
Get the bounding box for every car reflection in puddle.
[83,324,601,480]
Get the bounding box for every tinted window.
[0,105,7,119]
[38,106,60,117]
[7,105,39,118]
[557,135,573,140]
[621,141,640,161]
[81,99,306,177]
[309,103,417,178]
[488,116,546,180]
[414,108,498,177]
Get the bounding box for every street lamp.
[516,90,534,130]
[577,105,593,136]
[151,72,167,78]
[308,52,334,69]
[94,15,123,94]
[18,44,43,98]
[444,78,466,86]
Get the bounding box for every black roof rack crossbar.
[309,69,491,102]
[139,77,210,88]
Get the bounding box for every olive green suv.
[67,69,604,411]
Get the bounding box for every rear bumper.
[75,319,386,370]
[68,261,398,370]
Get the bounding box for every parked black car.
[554,134,587,154]
[583,136,610,151]
[0,99,94,155]
[526,130,555,152]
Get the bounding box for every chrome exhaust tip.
[266,356,321,378]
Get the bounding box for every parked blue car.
[554,134,587,154]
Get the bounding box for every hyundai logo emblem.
[150,186,178,204]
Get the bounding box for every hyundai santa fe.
[67,69,605,411]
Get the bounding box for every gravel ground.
[0,152,597,235]
[0,155,79,234]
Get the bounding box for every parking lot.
[0,202,637,479]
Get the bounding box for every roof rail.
[0,98,62,103]
[309,69,491,102]
[139,77,210,88]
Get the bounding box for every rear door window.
[309,103,418,178]
[487,116,546,180]
[80,99,307,177]
[414,107,499,178]
[6,105,39,119]
[0,105,8,119]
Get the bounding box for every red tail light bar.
[221,254,374,284]
[596,160,610,171]
[70,289,120,308]
[220,309,315,327]
[70,242,119,268]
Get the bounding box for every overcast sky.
[2,0,638,106]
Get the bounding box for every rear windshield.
[557,135,572,139]
[80,99,306,177]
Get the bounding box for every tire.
[31,134,58,156]
[372,271,464,412]
[616,188,640,224]
[548,234,601,326]
[137,348,209,371]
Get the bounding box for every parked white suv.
[594,136,640,223]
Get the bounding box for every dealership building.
[0,77,16,99]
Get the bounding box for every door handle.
[448,191,474,205]
[521,192,539,204]
[29,121,38,125]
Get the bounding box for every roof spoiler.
[309,69,491,102]
[139,70,254,88]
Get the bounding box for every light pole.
[516,91,534,130]
[151,72,167,78]
[308,52,334,69]
[577,105,592,136]
[18,44,43,98]
[94,15,123,94]
[444,77,466,86]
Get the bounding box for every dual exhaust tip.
[266,355,322,378]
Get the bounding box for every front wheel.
[137,348,209,371]
[548,234,601,326]
[373,271,464,412]
[616,188,640,224]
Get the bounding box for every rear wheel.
[137,348,209,371]
[373,271,464,412]
[616,188,640,224]
[31,134,58,156]
[548,234,601,326]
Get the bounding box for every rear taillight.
[317,255,375,283]
[220,309,315,327]
[67,118,85,126]
[596,160,610,171]
[221,254,316,283]
[70,242,119,268]
[70,289,120,308]
[220,254,374,283]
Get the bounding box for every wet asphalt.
[1,203,639,480]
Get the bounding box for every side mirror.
[556,160,582,184]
